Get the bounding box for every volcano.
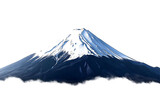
[0,28,160,84]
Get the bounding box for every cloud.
[0,77,159,90]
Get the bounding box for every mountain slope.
[0,28,160,84]
[36,28,131,61]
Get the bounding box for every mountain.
[0,28,160,84]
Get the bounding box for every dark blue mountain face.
[0,53,160,84]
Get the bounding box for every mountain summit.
[38,28,130,61]
[0,28,160,84]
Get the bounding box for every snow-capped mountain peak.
[1,28,160,84]
[37,28,131,61]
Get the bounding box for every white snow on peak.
[35,28,131,61]
[41,28,93,60]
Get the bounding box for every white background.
[0,0,160,89]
